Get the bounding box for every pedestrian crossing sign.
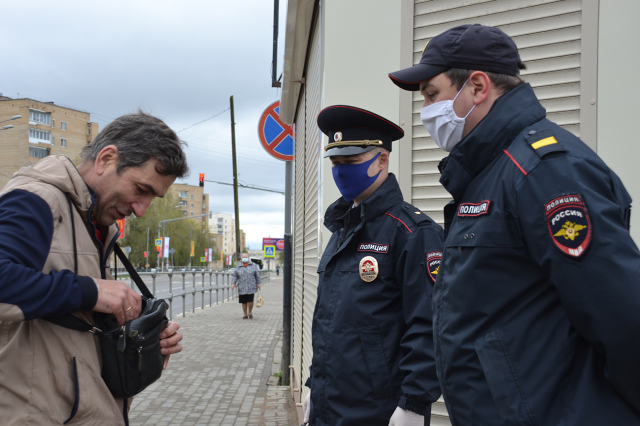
[155,238,162,247]
[264,245,276,257]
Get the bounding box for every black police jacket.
[307,174,443,426]
[434,83,640,425]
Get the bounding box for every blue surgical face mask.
[331,152,381,201]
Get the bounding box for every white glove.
[303,391,311,423]
[388,406,424,426]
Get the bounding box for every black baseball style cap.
[389,24,521,91]
[318,105,404,158]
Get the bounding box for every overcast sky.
[0,1,288,249]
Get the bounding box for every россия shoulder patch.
[545,194,591,258]
[425,252,442,283]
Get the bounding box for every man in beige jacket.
[0,112,187,425]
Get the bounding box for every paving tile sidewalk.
[129,276,298,426]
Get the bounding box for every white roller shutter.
[300,19,322,399]
[291,17,322,401]
[412,1,585,423]
[412,0,584,226]
[292,88,306,394]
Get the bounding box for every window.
[190,212,194,216]
[28,146,49,158]
[179,191,188,198]
[29,110,51,125]
[87,123,91,135]
[191,194,194,200]
[218,218,223,223]
[61,138,67,148]
[29,128,51,143]
[52,119,55,128]
[183,210,187,216]
[61,122,67,131]
[191,203,194,208]
[202,203,206,209]
[179,200,188,206]
[51,137,55,146]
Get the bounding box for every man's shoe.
[243,315,248,319]
[249,315,253,319]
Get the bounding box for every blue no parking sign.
[257,101,294,161]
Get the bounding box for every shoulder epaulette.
[401,203,432,226]
[525,129,566,158]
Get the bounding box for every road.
[116,270,272,319]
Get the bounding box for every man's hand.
[231,284,235,290]
[303,391,311,423]
[93,279,141,325]
[388,406,424,426]
[258,284,261,289]
[160,321,183,370]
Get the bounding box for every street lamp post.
[0,115,22,125]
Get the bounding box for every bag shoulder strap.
[113,244,153,299]
[44,196,153,333]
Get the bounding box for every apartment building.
[171,183,210,229]
[208,212,246,258]
[0,96,98,189]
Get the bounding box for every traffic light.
[199,173,204,187]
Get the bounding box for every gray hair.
[81,111,189,178]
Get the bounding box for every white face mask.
[242,257,249,263]
[420,79,476,152]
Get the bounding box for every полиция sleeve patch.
[425,252,442,283]
[545,194,591,258]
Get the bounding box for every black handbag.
[45,195,169,398]
[96,244,169,398]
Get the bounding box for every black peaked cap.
[318,105,404,158]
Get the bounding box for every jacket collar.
[324,173,404,232]
[439,83,546,200]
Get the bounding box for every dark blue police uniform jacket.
[307,174,443,426]
[434,83,640,425]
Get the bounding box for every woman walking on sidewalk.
[231,253,261,319]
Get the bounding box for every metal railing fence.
[111,269,270,319]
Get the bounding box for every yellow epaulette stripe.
[531,136,558,149]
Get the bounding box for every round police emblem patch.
[334,131,342,142]
[425,252,442,283]
[359,256,378,282]
[545,194,591,258]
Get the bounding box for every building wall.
[597,0,640,243]
[0,97,97,189]
[283,1,639,423]
[210,232,224,255]
[320,0,407,251]
[171,183,209,229]
[209,213,236,257]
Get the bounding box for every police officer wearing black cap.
[301,105,443,426]
[390,24,640,425]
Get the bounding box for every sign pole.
[230,96,242,263]
[256,99,294,385]
[282,160,293,386]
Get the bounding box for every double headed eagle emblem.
[554,221,586,240]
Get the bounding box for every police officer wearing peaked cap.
[301,105,443,426]
[390,24,640,424]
